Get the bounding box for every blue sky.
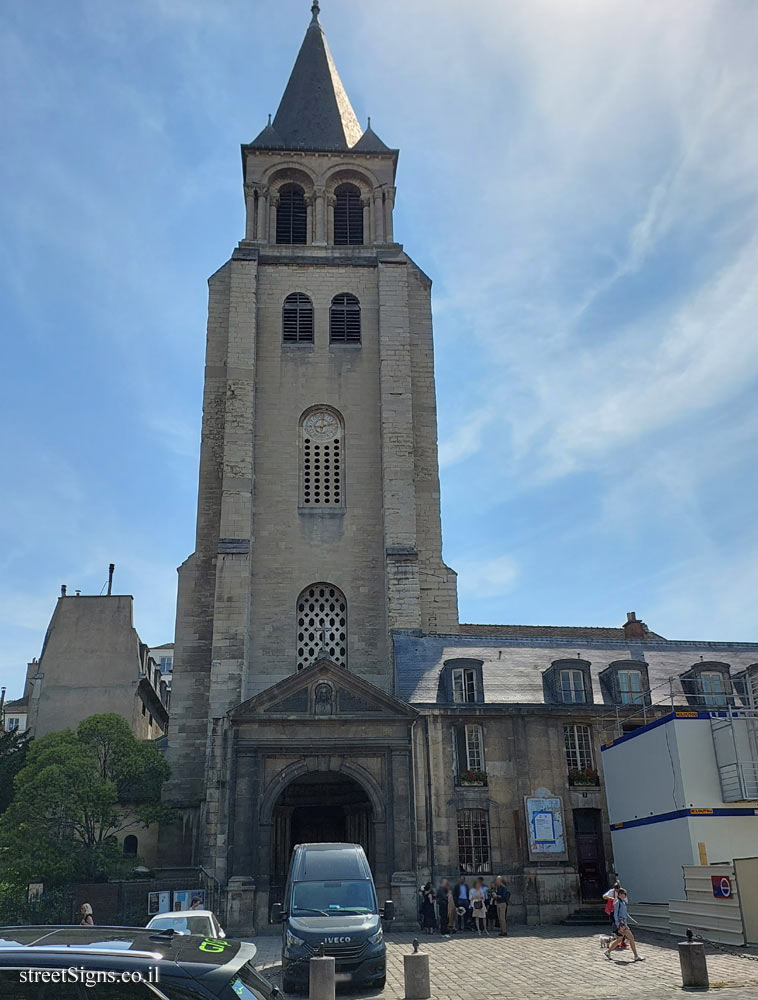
[2,0,757,694]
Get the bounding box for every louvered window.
[334,184,363,245]
[276,184,307,245]
[296,583,347,671]
[330,293,361,344]
[283,293,314,344]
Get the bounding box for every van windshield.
[292,880,376,916]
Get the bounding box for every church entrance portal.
[270,772,373,904]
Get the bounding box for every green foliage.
[0,728,30,814]
[0,713,173,890]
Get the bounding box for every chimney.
[623,611,646,639]
[107,563,115,596]
[61,585,67,597]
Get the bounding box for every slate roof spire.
[251,1,364,151]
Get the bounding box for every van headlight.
[286,930,305,948]
[368,928,383,945]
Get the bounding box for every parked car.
[0,925,278,998]
[271,842,393,993]
[146,908,225,938]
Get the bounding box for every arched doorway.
[270,772,373,903]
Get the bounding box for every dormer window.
[701,671,728,708]
[445,659,484,704]
[543,659,593,705]
[560,669,586,704]
[618,669,643,705]
[680,661,732,709]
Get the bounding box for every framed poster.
[172,889,205,911]
[147,891,171,915]
[526,795,566,857]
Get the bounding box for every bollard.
[679,930,709,990]
[309,954,336,1000]
[403,938,431,1000]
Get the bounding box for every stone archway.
[269,771,374,904]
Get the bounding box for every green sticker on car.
[199,937,233,953]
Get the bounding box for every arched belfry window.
[330,293,361,344]
[283,293,314,344]
[334,184,364,245]
[276,184,307,245]
[297,583,347,671]
[300,407,343,508]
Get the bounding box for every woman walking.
[606,889,644,962]
[79,903,94,926]
[470,878,488,935]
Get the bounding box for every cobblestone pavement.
[253,927,758,999]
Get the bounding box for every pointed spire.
[261,5,362,151]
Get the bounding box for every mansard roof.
[257,7,363,152]
[394,629,758,707]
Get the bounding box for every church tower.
[163,4,458,922]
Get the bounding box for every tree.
[0,728,30,815]
[0,714,172,889]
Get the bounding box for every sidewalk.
[254,926,758,999]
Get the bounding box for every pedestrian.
[79,903,94,927]
[606,889,644,962]
[190,896,202,910]
[603,880,627,951]
[487,880,498,932]
[437,878,451,937]
[470,878,488,935]
[494,876,510,936]
[446,883,456,935]
[421,883,437,935]
[453,875,470,932]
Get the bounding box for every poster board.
[147,891,171,915]
[525,794,566,859]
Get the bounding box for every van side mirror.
[382,900,395,922]
[271,902,284,923]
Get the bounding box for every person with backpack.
[494,875,510,936]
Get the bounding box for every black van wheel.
[372,975,386,990]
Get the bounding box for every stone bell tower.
[163,2,458,868]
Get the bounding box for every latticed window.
[453,725,485,776]
[283,293,314,344]
[457,809,490,873]
[276,184,307,245]
[296,583,347,671]
[334,183,364,245]
[564,724,594,772]
[330,293,361,344]
[300,408,343,507]
[701,671,728,708]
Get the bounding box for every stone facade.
[161,8,758,933]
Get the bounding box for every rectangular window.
[453,668,478,704]
[159,656,173,673]
[560,669,586,704]
[7,717,19,731]
[457,809,490,873]
[618,669,644,705]
[701,671,727,708]
[564,724,594,772]
[454,725,485,778]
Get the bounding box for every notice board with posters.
[525,794,567,859]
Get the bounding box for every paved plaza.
[253,927,758,1000]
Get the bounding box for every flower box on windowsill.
[457,771,488,787]
[568,768,600,787]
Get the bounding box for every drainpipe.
[423,715,436,882]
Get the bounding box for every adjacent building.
[25,590,170,740]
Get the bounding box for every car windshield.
[291,880,376,915]
[149,915,211,935]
